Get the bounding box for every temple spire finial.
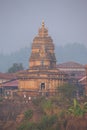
[38,20,48,37]
[42,20,45,28]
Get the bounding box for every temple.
[18,21,68,96]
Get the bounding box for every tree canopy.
[58,83,77,102]
[8,63,24,73]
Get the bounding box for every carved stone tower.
[29,21,56,69]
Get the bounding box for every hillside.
[0,43,87,72]
[0,95,87,130]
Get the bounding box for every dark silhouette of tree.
[8,63,24,73]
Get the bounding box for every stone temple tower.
[29,21,56,69]
[18,21,67,96]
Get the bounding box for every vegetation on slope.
[17,84,87,130]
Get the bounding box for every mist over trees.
[0,47,29,72]
[0,43,87,72]
[55,43,87,63]
[7,63,24,73]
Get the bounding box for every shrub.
[24,109,33,120]
[37,115,58,130]
[32,96,45,106]
[17,122,36,130]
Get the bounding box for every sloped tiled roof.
[0,72,17,80]
[57,61,84,69]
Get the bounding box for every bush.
[24,109,33,120]
[32,96,45,106]
[37,115,58,130]
[17,122,36,130]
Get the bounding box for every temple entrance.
[41,83,45,90]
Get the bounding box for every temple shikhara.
[18,21,67,96]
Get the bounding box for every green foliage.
[8,63,24,73]
[68,99,87,117]
[17,96,87,130]
[42,100,52,110]
[37,115,58,130]
[41,99,55,115]
[17,122,36,130]
[24,109,33,120]
[32,96,45,106]
[58,83,77,102]
[17,123,25,130]
[18,115,58,130]
[83,102,87,110]
[58,110,66,119]
[32,97,54,115]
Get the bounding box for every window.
[41,83,45,90]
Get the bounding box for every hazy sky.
[0,0,87,54]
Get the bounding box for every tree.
[8,63,24,73]
[58,83,77,102]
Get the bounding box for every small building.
[0,79,18,98]
[57,62,86,96]
[57,61,85,80]
[79,65,87,96]
[0,72,16,84]
[0,72,17,96]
